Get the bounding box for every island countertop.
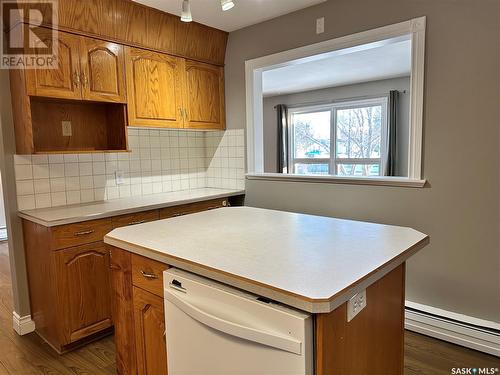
[104,206,429,313]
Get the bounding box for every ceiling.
[262,39,412,97]
[133,0,327,32]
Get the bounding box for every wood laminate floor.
[0,241,497,374]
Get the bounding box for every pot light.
[221,0,235,11]
[181,0,192,22]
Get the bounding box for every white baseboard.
[405,301,500,357]
[12,312,35,336]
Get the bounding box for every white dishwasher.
[164,268,313,375]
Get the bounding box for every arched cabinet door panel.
[80,38,126,103]
[125,47,185,128]
[25,29,82,100]
[183,60,225,130]
[55,242,112,345]
[133,286,168,375]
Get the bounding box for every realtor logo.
[1,0,58,69]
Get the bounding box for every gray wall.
[225,0,500,322]
[262,77,410,176]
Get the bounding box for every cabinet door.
[183,60,225,130]
[55,242,112,345]
[133,287,168,375]
[25,30,82,100]
[80,38,126,103]
[125,48,184,128]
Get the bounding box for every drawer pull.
[140,270,158,280]
[207,206,221,210]
[74,230,95,236]
[128,220,146,226]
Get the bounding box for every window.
[289,97,388,177]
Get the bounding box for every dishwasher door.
[164,268,313,375]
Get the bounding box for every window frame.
[288,96,388,177]
[245,17,427,187]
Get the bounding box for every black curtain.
[276,104,289,173]
[384,90,398,176]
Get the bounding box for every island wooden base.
[109,244,405,375]
[316,264,405,375]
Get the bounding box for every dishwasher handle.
[165,289,302,355]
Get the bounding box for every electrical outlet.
[316,17,325,34]
[347,290,366,322]
[62,121,72,136]
[115,170,125,185]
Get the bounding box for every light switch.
[62,121,72,136]
[316,17,325,34]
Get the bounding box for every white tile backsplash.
[15,128,245,210]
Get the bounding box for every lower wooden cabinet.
[110,247,169,375]
[55,242,112,345]
[133,287,168,375]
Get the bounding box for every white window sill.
[246,173,427,188]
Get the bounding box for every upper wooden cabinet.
[25,29,82,100]
[184,60,225,130]
[125,48,225,130]
[26,31,126,103]
[80,38,127,103]
[125,48,184,128]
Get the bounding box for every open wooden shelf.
[30,98,128,154]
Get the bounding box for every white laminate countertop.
[18,188,245,227]
[104,206,429,313]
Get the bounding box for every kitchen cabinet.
[22,218,114,353]
[22,196,236,354]
[10,30,128,154]
[26,30,126,103]
[80,38,127,103]
[183,60,225,130]
[55,242,112,345]
[125,48,185,128]
[133,287,168,375]
[25,29,82,100]
[125,48,225,130]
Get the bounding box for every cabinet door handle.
[172,212,188,217]
[81,72,88,87]
[140,270,158,280]
[183,109,188,120]
[74,230,94,236]
[128,220,145,226]
[179,108,183,119]
[73,71,80,88]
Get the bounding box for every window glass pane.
[336,105,382,159]
[292,111,330,159]
[337,164,380,176]
[294,163,329,175]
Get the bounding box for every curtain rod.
[272,89,407,109]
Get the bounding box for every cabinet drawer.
[131,254,168,298]
[50,218,113,250]
[159,198,228,219]
[112,210,159,229]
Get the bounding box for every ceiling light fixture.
[221,0,235,11]
[181,0,192,22]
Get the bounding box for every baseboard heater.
[405,306,500,357]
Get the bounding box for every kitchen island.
[104,206,429,375]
